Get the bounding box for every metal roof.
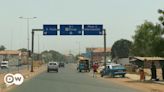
[131,56,164,61]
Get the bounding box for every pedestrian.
[162,65,164,80]
[139,67,145,82]
[151,62,157,80]
[93,62,99,78]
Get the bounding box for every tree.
[132,21,164,57]
[111,39,132,59]
[41,50,67,63]
[0,45,6,51]
[158,9,164,25]
[18,48,28,52]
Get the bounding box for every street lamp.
[19,16,37,70]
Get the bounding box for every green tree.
[132,21,164,56]
[158,9,164,25]
[41,50,67,63]
[111,39,132,59]
[0,45,6,51]
[18,48,28,52]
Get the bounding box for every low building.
[85,47,111,63]
[129,56,164,80]
[114,58,129,65]
[0,50,28,65]
[129,56,164,68]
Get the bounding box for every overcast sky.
[0,0,163,54]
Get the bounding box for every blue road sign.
[43,25,58,35]
[60,25,82,35]
[84,25,103,35]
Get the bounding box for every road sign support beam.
[103,29,107,70]
[31,29,43,72]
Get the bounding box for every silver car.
[47,62,59,72]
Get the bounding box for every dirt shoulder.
[98,75,164,92]
[0,65,46,92]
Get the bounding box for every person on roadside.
[139,67,145,82]
[162,65,164,80]
[151,62,157,80]
[92,62,99,78]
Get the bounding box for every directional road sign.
[43,25,58,35]
[84,25,103,35]
[60,25,82,35]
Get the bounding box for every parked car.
[100,64,126,78]
[47,62,59,72]
[59,62,65,67]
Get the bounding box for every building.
[85,47,111,63]
[129,56,164,68]
[0,50,28,65]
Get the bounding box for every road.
[10,64,141,92]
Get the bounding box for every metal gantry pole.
[104,29,107,70]
[31,29,43,72]
[31,30,34,72]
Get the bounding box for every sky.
[0,0,163,55]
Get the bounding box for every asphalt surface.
[10,64,141,92]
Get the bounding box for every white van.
[0,60,9,69]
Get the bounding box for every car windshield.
[49,63,56,65]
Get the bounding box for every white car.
[47,62,59,72]
[0,60,9,69]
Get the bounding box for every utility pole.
[19,17,37,70]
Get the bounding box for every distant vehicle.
[59,62,65,67]
[47,62,59,72]
[77,58,90,72]
[0,60,9,69]
[100,64,126,78]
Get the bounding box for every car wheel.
[122,74,125,78]
[79,70,81,72]
[47,69,49,72]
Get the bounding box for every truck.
[77,57,90,72]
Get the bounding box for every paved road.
[10,64,141,92]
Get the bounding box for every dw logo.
[4,73,24,86]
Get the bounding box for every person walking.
[93,62,99,78]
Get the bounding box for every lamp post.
[19,16,37,70]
